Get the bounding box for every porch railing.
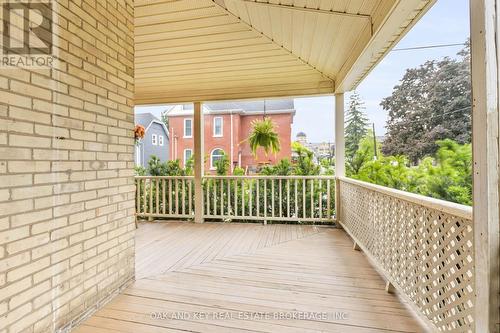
[136,176,195,219]
[203,176,335,223]
[135,175,336,223]
[337,177,474,332]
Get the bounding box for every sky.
[136,0,471,143]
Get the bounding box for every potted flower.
[134,124,145,145]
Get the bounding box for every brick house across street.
[166,100,295,174]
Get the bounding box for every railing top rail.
[338,176,472,220]
[135,176,195,179]
[135,175,336,180]
[203,175,336,179]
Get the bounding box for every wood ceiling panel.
[134,0,435,104]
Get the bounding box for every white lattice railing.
[337,177,474,332]
[135,175,335,223]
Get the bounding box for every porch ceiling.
[134,0,434,105]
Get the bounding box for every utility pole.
[372,123,378,160]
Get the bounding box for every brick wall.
[0,1,135,332]
[169,112,293,173]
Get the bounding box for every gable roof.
[135,113,169,138]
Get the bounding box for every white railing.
[337,177,474,332]
[203,176,335,223]
[135,175,336,223]
[136,176,195,219]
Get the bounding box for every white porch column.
[470,0,499,332]
[194,102,205,223]
[335,93,345,225]
[335,93,345,177]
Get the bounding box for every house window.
[184,118,192,138]
[213,117,223,137]
[159,135,164,146]
[210,148,225,169]
[152,134,157,145]
[184,149,192,164]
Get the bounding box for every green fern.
[248,117,281,156]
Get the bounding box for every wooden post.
[194,102,204,223]
[470,1,499,332]
[335,93,345,227]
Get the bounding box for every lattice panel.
[339,180,474,332]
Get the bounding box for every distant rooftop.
[167,99,295,117]
[135,113,160,128]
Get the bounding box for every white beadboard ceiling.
[134,0,435,104]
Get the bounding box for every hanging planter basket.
[248,117,281,156]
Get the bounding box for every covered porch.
[1,0,497,333]
[75,222,424,333]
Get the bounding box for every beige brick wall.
[0,1,135,332]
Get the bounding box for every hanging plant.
[247,117,280,156]
[134,124,145,145]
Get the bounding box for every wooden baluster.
[271,178,275,219]
[175,179,179,215]
[162,179,166,215]
[310,179,314,219]
[249,180,253,217]
[182,179,186,216]
[327,178,331,219]
[264,179,267,224]
[294,179,298,218]
[136,178,141,215]
[156,179,160,215]
[234,178,238,217]
[189,178,192,216]
[220,178,224,216]
[302,178,306,219]
[213,179,216,216]
[287,179,290,218]
[319,179,322,220]
[279,178,282,218]
[149,178,153,216]
[227,178,231,216]
[241,178,245,218]
[256,179,260,217]
[168,179,172,215]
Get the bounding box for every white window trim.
[213,117,223,137]
[184,149,192,164]
[210,148,225,170]
[159,135,164,146]
[184,118,193,138]
[152,134,158,145]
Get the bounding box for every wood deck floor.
[75,222,425,333]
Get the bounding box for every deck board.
[77,222,425,333]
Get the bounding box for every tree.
[214,153,230,176]
[291,142,319,175]
[161,111,169,129]
[345,92,369,158]
[411,139,472,205]
[260,158,293,176]
[247,117,280,156]
[346,130,379,175]
[381,42,471,164]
